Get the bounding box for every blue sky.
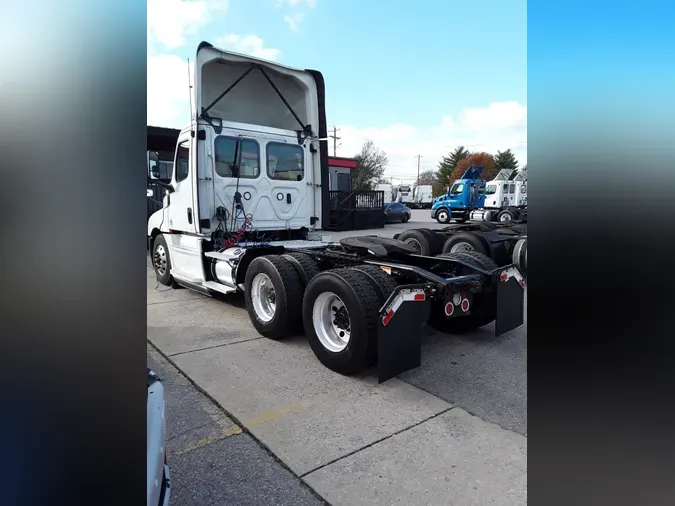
[148,0,528,179]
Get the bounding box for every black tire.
[497,209,516,222]
[282,252,321,287]
[436,208,451,224]
[441,232,489,255]
[438,250,498,271]
[282,252,322,332]
[351,265,398,302]
[303,268,381,375]
[244,255,303,340]
[152,234,177,287]
[512,238,527,277]
[396,228,439,256]
[429,251,498,334]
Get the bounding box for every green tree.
[352,140,388,190]
[437,146,469,188]
[493,149,519,172]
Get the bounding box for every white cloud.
[215,34,281,61]
[148,0,228,49]
[284,13,305,32]
[332,102,528,183]
[146,53,528,176]
[147,35,280,127]
[147,54,194,128]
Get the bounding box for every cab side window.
[175,142,189,183]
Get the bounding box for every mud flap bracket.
[377,285,431,383]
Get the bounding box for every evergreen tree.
[493,149,519,172]
[437,146,469,188]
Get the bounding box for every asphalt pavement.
[147,209,527,505]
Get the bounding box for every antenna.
[187,58,193,122]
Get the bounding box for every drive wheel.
[245,255,303,339]
[396,229,438,256]
[441,232,489,255]
[303,269,381,375]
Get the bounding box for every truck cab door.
[167,132,198,234]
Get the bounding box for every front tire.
[303,269,381,375]
[436,208,450,224]
[498,209,516,222]
[244,255,303,339]
[152,234,175,287]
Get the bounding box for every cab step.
[202,281,238,295]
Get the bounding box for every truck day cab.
[431,167,527,224]
[148,42,526,382]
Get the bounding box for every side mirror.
[155,180,175,194]
[150,165,160,179]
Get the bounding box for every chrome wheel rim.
[438,211,448,222]
[251,273,276,322]
[154,244,168,276]
[500,213,512,221]
[313,292,351,353]
[450,242,474,252]
[405,238,422,254]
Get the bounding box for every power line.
[442,141,527,148]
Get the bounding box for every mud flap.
[377,286,431,383]
[494,266,526,337]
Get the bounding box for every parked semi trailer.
[409,184,434,209]
[431,167,527,224]
[147,42,526,382]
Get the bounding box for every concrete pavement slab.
[147,293,264,356]
[304,408,527,506]
[171,336,452,476]
[148,345,326,506]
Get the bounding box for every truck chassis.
[394,222,527,277]
[150,233,525,382]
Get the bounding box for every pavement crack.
[165,337,265,357]
[147,297,207,306]
[299,406,457,478]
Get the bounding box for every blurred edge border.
[0,1,674,505]
[0,1,147,505]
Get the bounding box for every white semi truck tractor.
[147,42,526,382]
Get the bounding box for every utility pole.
[328,126,341,156]
[416,154,424,187]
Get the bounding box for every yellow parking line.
[171,424,243,456]
[170,394,331,457]
[243,394,331,427]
